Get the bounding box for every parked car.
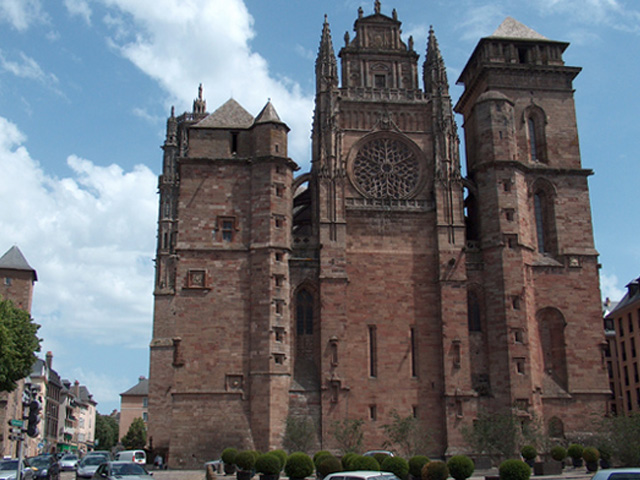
[0,459,35,480]
[363,451,395,458]
[59,454,79,471]
[114,450,146,465]
[591,469,640,480]
[324,471,400,480]
[27,455,60,480]
[85,451,111,459]
[76,455,107,480]
[90,461,151,479]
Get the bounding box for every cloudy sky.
[1,0,638,415]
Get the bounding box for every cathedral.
[148,2,609,468]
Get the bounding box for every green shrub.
[567,444,583,460]
[352,455,380,471]
[222,447,239,465]
[314,451,332,464]
[409,456,430,478]
[374,453,390,466]
[520,446,536,461]
[498,460,530,480]
[550,446,566,462]
[582,447,600,464]
[285,452,314,479]
[236,450,257,471]
[256,453,281,475]
[381,457,409,479]
[447,455,474,480]
[342,452,359,471]
[422,460,448,480]
[598,444,612,462]
[271,450,287,471]
[316,455,342,477]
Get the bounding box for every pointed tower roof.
[0,246,37,281]
[254,100,288,130]
[489,17,548,41]
[424,26,450,97]
[194,98,255,129]
[315,15,338,90]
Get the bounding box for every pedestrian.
[154,454,163,470]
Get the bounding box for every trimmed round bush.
[382,457,409,480]
[222,448,239,465]
[447,455,474,480]
[352,455,380,471]
[314,451,332,465]
[256,453,282,475]
[342,453,359,471]
[316,455,342,477]
[567,444,583,460]
[271,450,287,471]
[550,446,566,462]
[422,460,448,480]
[409,456,430,478]
[498,460,530,480]
[583,447,600,464]
[520,446,537,461]
[285,452,315,479]
[236,450,257,471]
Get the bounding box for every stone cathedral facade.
[148,3,609,468]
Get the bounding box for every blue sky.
[0,0,638,415]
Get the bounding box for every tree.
[0,297,40,392]
[330,418,364,455]
[282,415,316,454]
[461,409,520,465]
[122,417,147,449]
[95,414,119,450]
[597,413,640,466]
[381,409,431,457]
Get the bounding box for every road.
[60,468,205,480]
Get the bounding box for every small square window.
[275,252,284,262]
[275,184,285,198]
[274,327,285,343]
[514,330,523,343]
[4,277,11,286]
[503,181,512,192]
[274,299,284,315]
[374,74,386,88]
[369,405,377,420]
[512,296,520,310]
[217,216,237,242]
[274,275,284,287]
[505,209,514,221]
[274,216,284,228]
[274,354,285,365]
[516,358,525,374]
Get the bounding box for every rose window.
[352,137,421,199]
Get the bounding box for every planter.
[237,471,253,480]
[533,461,563,476]
[571,458,583,468]
[524,459,535,468]
[259,474,279,480]
[225,464,237,475]
[586,462,598,472]
[600,459,611,469]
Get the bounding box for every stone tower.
[454,17,608,438]
[148,5,608,467]
[148,90,297,465]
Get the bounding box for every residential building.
[148,4,609,467]
[119,377,149,442]
[605,278,640,414]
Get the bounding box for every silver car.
[91,461,151,479]
[0,459,35,480]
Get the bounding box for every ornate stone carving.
[351,137,422,199]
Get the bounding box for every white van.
[114,450,146,465]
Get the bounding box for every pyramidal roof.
[0,246,37,280]
[195,98,254,129]
[489,17,548,41]
[255,100,286,126]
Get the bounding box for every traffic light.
[26,398,41,438]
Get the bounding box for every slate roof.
[255,100,286,127]
[0,245,37,280]
[489,17,549,41]
[120,377,149,396]
[194,98,254,129]
[607,277,640,316]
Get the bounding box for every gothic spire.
[192,83,206,114]
[315,15,338,92]
[423,26,450,97]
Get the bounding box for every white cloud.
[100,0,314,170]
[600,272,625,303]
[64,0,92,25]
[0,0,46,31]
[456,4,505,41]
[0,50,59,85]
[0,116,157,352]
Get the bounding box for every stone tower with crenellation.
[148,3,608,468]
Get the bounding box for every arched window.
[524,106,547,163]
[296,290,313,335]
[532,183,557,255]
[537,308,568,391]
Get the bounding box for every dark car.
[27,455,60,480]
[91,461,151,479]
